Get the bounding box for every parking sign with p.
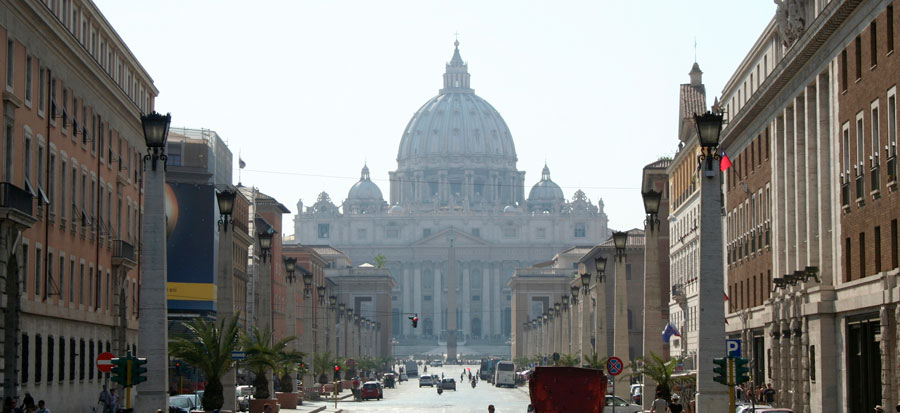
[726,339,742,357]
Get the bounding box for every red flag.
[720,152,732,171]
[724,292,729,301]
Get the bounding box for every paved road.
[337,364,531,413]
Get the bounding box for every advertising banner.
[165,182,217,312]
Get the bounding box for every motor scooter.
[471,379,476,389]
[437,385,444,395]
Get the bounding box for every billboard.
[165,182,217,312]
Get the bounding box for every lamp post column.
[594,275,607,359]
[216,188,237,411]
[582,289,591,364]
[641,190,663,412]
[694,112,728,411]
[612,231,630,398]
[136,113,170,413]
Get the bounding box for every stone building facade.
[0,0,156,407]
[718,1,900,411]
[294,42,610,348]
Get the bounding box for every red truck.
[528,366,609,413]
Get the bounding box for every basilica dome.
[528,165,564,202]
[347,164,383,202]
[396,41,517,168]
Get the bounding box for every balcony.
[112,240,137,270]
[0,182,37,229]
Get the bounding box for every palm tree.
[584,352,609,370]
[556,354,580,367]
[241,326,298,399]
[629,352,687,402]
[273,347,305,392]
[313,352,340,384]
[169,314,242,411]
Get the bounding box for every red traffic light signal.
[334,364,340,372]
[408,314,419,328]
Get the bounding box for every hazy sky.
[95,0,773,236]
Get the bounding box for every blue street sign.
[231,351,246,360]
[726,339,742,357]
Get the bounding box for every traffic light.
[409,314,418,328]
[132,357,148,385]
[734,357,751,384]
[333,364,341,381]
[174,360,182,376]
[713,357,729,385]
[110,357,129,386]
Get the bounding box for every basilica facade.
[294,42,609,346]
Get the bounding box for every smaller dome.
[348,164,384,202]
[528,164,564,202]
[389,205,405,215]
[503,205,521,213]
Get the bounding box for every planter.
[249,398,279,413]
[275,392,299,409]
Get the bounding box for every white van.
[493,361,516,388]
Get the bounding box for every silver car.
[604,395,642,413]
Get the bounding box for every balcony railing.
[672,283,685,297]
[113,240,135,262]
[0,182,34,216]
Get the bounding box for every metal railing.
[113,240,135,262]
[0,182,34,216]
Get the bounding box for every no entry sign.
[606,356,624,376]
[96,352,115,373]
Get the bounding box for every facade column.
[434,264,442,339]
[695,142,728,412]
[216,221,236,410]
[581,285,591,364]
[402,267,411,337]
[613,250,630,397]
[135,153,169,413]
[493,265,502,338]
[595,276,607,358]
[414,268,422,336]
[462,266,471,340]
[482,267,491,338]
[801,316,811,413]
[790,317,800,412]
[642,217,662,412]
[779,319,790,407]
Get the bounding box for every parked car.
[736,405,774,413]
[383,373,396,388]
[361,381,383,400]
[629,384,643,405]
[419,375,434,387]
[236,385,253,411]
[168,395,196,413]
[431,360,443,367]
[441,378,457,391]
[603,395,642,413]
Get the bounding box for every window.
[78,339,85,380]
[893,220,899,270]
[574,224,586,238]
[35,247,42,296]
[69,259,75,303]
[95,268,101,309]
[21,334,29,383]
[845,237,852,281]
[536,228,546,239]
[841,50,848,92]
[356,228,367,240]
[860,232,867,277]
[88,340,94,380]
[875,226,882,273]
[843,123,852,178]
[58,255,64,301]
[889,91,897,162]
[386,228,399,239]
[502,227,517,238]
[35,335,42,383]
[871,22,878,67]
[60,160,67,220]
[5,40,13,90]
[857,115,866,172]
[68,337,75,380]
[872,104,881,168]
[22,244,28,294]
[318,223,330,239]
[423,228,431,238]
[888,5,895,53]
[25,56,32,103]
[24,135,32,190]
[471,228,480,237]
[4,123,12,182]
[855,36,862,80]
[49,153,56,214]
[47,336,54,382]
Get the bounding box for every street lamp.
[258,227,274,263]
[554,302,561,313]
[283,256,297,284]
[317,286,327,305]
[642,189,662,232]
[694,111,724,175]
[595,256,607,276]
[329,295,337,308]
[141,112,171,171]
[216,187,236,231]
[579,266,591,294]
[302,267,314,297]
[339,303,346,318]
[612,231,628,259]
[562,295,569,307]
[570,284,580,304]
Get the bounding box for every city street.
[336,364,531,413]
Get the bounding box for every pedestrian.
[33,401,49,413]
[487,405,495,413]
[668,394,683,413]
[98,385,115,413]
[650,391,667,413]
[763,383,776,405]
[20,394,33,411]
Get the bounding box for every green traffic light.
[110,357,130,386]
[713,357,729,385]
[132,357,148,385]
[734,357,751,384]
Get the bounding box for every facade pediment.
[412,227,491,247]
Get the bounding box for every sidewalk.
[278,392,354,413]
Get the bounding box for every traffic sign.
[96,352,115,373]
[347,358,356,368]
[231,351,246,360]
[606,356,624,376]
[726,339,742,357]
